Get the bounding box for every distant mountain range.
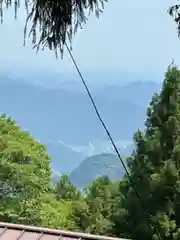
[49,140,134,174]
[0,74,161,174]
[96,80,161,108]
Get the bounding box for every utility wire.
[65,42,162,240]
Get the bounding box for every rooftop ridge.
[0,222,129,240]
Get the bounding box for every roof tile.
[0,222,128,240]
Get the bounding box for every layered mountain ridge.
[0,74,161,178]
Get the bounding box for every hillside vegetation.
[70,153,125,189]
[0,65,179,239]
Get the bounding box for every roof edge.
[0,222,129,240]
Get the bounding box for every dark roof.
[0,222,129,240]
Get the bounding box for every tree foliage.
[117,64,180,240]
[169,3,180,37]
[0,0,107,56]
[55,174,81,200]
[0,114,51,225]
[40,194,76,230]
[72,176,121,236]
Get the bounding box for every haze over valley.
[0,73,162,186]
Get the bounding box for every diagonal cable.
[65,42,162,240]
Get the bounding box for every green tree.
[85,176,119,235]
[0,114,51,225]
[55,174,81,201]
[108,178,130,239]
[40,194,76,230]
[73,175,121,236]
[72,199,91,232]
[118,64,180,239]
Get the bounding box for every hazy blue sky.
[0,0,180,79]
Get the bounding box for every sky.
[0,0,180,81]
